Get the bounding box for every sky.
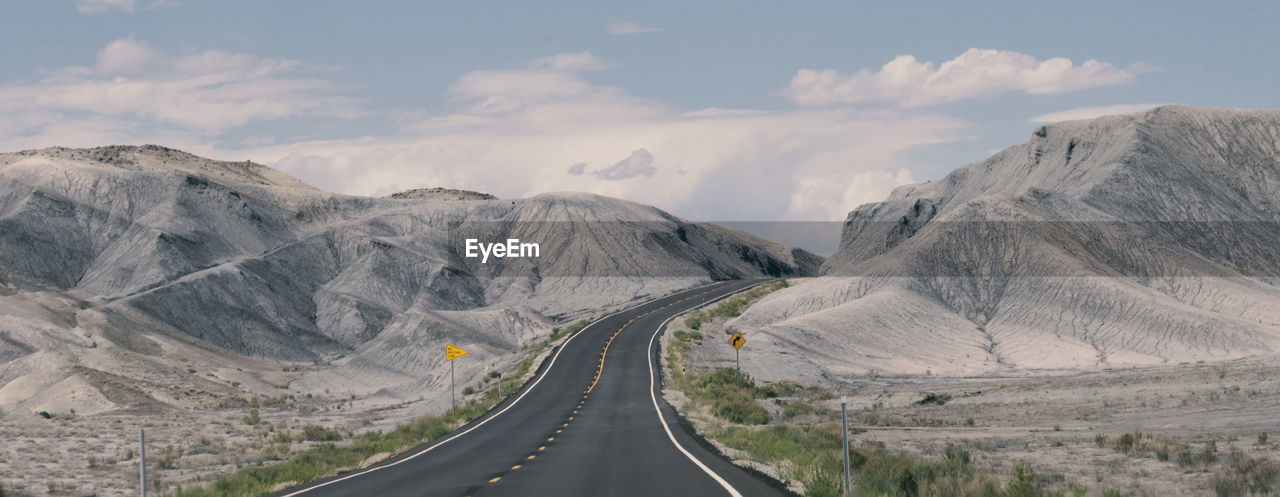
[1,1,1277,222]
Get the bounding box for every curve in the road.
[273,280,790,497]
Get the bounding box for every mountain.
[730,106,1280,382]
[0,145,820,415]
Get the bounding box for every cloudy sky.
[2,1,1277,221]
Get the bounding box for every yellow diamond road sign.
[728,332,746,350]
[445,344,469,361]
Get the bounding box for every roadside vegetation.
[683,280,789,331]
[664,280,1139,497]
[168,319,595,497]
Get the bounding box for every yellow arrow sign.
[728,332,746,350]
[445,344,469,361]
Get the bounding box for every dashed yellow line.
[586,289,716,393]
[474,285,732,491]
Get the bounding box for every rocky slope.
[0,145,820,416]
[731,106,1280,381]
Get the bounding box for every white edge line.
[647,281,774,497]
[281,281,726,496]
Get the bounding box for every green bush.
[712,391,770,425]
[702,367,756,390]
[300,425,343,442]
[783,402,816,419]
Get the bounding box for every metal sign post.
[728,332,746,389]
[140,428,147,497]
[445,344,469,412]
[842,395,852,496]
[735,348,740,389]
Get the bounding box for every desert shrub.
[172,399,496,497]
[1114,432,1140,453]
[300,425,343,442]
[462,386,475,395]
[712,390,770,425]
[1005,460,1037,497]
[783,401,816,419]
[1177,440,1219,468]
[1212,449,1280,496]
[241,408,261,425]
[701,367,756,390]
[155,444,184,469]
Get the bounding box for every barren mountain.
[0,145,819,416]
[731,106,1280,382]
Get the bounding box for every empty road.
[276,280,791,497]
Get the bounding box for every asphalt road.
[276,280,792,497]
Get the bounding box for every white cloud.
[76,0,179,13]
[76,0,135,13]
[0,36,360,140]
[784,48,1153,108]
[143,0,181,10]
[1028,103,1169,123]
[608,20,661,35]
[529,52,611,71]
[591,149,656,180]
[243,55,968,220]
[0,45,967,221]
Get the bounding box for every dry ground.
[677,312,1280,496]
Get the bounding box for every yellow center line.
[461,286,740,493]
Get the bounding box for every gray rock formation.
[732,106,1280,381]
[0,145,819,414]
[385,187,497,201]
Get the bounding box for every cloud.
[76,0,179,13]
[0,45,967,221]
[608,20,661,35]
[529,52,611,71]
[245,54,968,220]
[592,149,656,180]
[0,36,360,141]
[1028,103,1169,123]
[76,0,135,13]
[783,48,1153,108]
